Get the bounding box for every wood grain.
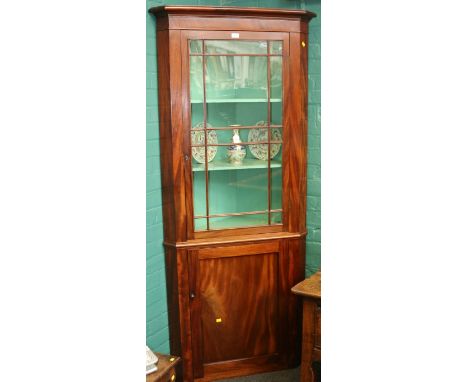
[291,271,321,299]
[149,5,315,20]
[156,29,176,244]
[164,247,194,381]
[149,6,315,34]
[199,252,279,363]
[198,354,284,382]
[164,231,306,249]
[286,238,306,367]
[287,33,309,233]
[197,241,278,259]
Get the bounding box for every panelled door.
[188,241,289,378]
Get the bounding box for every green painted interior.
[147,0,320,353]
[190,40,283,230]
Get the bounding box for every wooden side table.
[292,271,321,382]
[146,353,180,382]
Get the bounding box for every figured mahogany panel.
[167,16,301,33]
[199,354,283,382]
[157,28,189,244]
[198,251,279,363]
[149,6,315,33]
[286,33,309,233]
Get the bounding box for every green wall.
[146,0,320,353]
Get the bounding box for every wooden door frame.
[180,30,292,241]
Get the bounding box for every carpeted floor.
[216,367,300,382]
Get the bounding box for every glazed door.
[188,241,289,379]
[180,31,290,238]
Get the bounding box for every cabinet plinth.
[149,5,315,382]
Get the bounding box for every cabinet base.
[194,354,292,382]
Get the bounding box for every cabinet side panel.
[277,239,290,365]
[165,246,194,381]
[156,29,176,242]
[287,32,308,233]
[180,32,195,239]
[287,237,306,366]
[299,32,309,233]
[168,30,188,242]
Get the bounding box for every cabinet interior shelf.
[192,158,281,172]
[191,98,282,104]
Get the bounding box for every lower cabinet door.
[189,241,288,380]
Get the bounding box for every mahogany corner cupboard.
[148,6,316,382]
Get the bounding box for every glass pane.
[270,57,282,100]
[190,40,286,231]
[191,104,204,130]
[244,125,283,161]
[194,217,207,231]
[190,56,203,102]
[269,41,283,55]
[270,57,282,126]
[270,54,283,220]
[190,51,207,231]
[189,40,203,54]
[207,149,268,215]
[205,56,267,101]
[205,40,267,54]
[271,101,282,126]
[204,126,250,145]
[210,213,269,230]
[271,212,282,224]
[271,146,282,211]
[192,167,207,216]
[207,103,268,129]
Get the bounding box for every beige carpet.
[216,367,300,382]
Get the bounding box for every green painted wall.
[146,0,320,353]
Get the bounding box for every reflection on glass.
[207,102,268,127]
[270,57,282,100]
[205,56,267,100]
[189,40,203,54]
[191,104,204,130]
[194,217,207,231]
[270,57,282,125]
[270,212,282,225]
[210,213,269,230]
[190,56,203,101]
[208,149,268,215]
[269,41,283,55]
[271,102,283,126]
[271,148,282,211]
[193,166,207,217]
[205,40,267,54]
